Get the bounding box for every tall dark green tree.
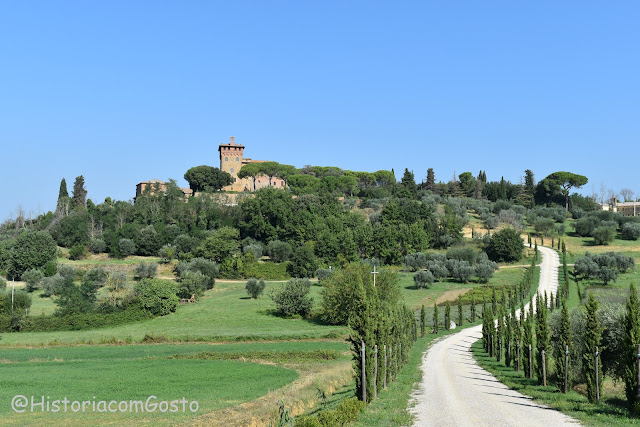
[433,302,439,334]
[56,178,69,215]
[504,311,512,367]
[584,293,602,403]
[425,168,436,191]
[457,295,463,326]
[72,175,87,209]
[535,294,550,384]
[624,283,640,411]
[556,299,571,391]
[444,301,451,330]
[470,294,476,321]
[398,169,417,198]
[523,305,533,377]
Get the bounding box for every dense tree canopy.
[184,165,233,192]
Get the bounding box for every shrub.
[158,244,177,263]
[41,274,66,297]
[622,222,640,241]
[296,397,365,427]
[44,261,57,277]
[10,305,151,333]
[134,279,179,316]
[413,270,434,289]
[405,252,427,271]
[447,259,475,283]
[3,290,32,314]
[176,257,218,289]
[485,227,523,262]
[446,247,478,265]
[0,277,6,291]
[573,216,601,237]
[287,244,318,278]
[246,278,266,299]
[242,262,290,280]
[426,260,448,282]
[84,267,108,288]
[267,240,292,262]
[475,252,498,283]
[593,226,616,245]
[134,262,158,281]
[21,268,45,292]
[174,234,199,255]
[69,244,88,260]
[88,238,107,254]
[269,278,313,318]
[315,268,332,283]
[119,238,136,257]
[574,252,634,285]
[177,270,207,299]
[57,264,77,280]
[7,230,57,279]
[243,243,263,260]
[534,217,555,236]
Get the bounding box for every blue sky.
[1,1,639,219]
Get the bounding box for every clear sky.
[1,1,639,220]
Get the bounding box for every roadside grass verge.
[352,322,481,426]
[471,340,640,425]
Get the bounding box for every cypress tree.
[458,295,463,326]
[523,307,533,377]
[420,304,426,337]
[555,298,571,392]
[444,301,451,330]
[513,306,522,369]
[433,302,438,334]
[584,293,602,403]
[56,178,69,215]
[470,294,476,322]
[492,287,497,314]
[624,283,640,411]
[505,312,512,367]
[486,307,495,356]
[496,304,503,362]
[425,168,436,191]
[72,175,88,209]
[535,294,550,384]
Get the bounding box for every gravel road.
[409,246,579,426]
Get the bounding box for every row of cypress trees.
[483,245,640,413]
[348,264,416,402]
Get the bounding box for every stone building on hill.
[135,179,193,199]
[219,136,286,192]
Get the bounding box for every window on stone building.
[236,157,239,162]
[225,157,228,161]
[231,168,234,173]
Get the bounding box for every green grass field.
[0,341,351,426]
[0,281,347,346]
[0,357,297,426]
[0,242,551,425]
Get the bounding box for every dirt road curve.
[409,246,579,426]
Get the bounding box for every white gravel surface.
[409,246,579,426]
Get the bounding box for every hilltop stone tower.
[219,136,246,192]
[217,136,286,192]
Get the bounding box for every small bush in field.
[246,278,266,299]
[269,278,313,318]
